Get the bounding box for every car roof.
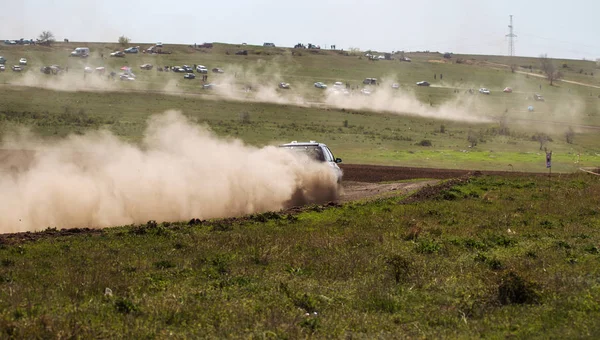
[279,141,326,147]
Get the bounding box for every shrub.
[114,297,139,314]
[468,132,478,147]
[416,239,441,254]
[418,139,432,147]
[386,255,411,283]
[497,272,540,305]
[565,127,575,144]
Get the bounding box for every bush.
[565,127,575,144]
[498,272,540,305]
[418,139,432,147]
[468,132,478,147]
[114,297,139,314]
[386,255,411,283]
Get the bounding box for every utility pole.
[506,15,517,56]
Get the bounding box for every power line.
[506,15,517,56]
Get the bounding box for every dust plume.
[12,59,592,127]
[0,111,339,233]
[323,79,493,123]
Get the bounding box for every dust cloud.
[8,62,493,123]
[0,111,339,233]
[9,61,591,128]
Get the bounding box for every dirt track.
[0,162,548,242]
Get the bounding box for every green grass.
[1,173,600,337]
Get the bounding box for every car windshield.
[281,145,327,162]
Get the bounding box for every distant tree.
[532,133,552,150]
[539,54,562,86]
[38,31,55,45]
[565,127,575,144]
[467,131,478,148]
[118,35,130,47]
[498,114,510,136]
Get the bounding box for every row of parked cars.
[0,56,28,72]
[110,47,140,57]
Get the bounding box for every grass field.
[1,173,600,338]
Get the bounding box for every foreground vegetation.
[0,173,599,337]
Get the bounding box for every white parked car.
[196,65,208,73]
[392,83,400,89]
[19,58,27,65]
[314,82,327,89]
[479,88,491,95]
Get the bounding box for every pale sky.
[2,0,599,60]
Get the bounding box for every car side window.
[322,147,334,162]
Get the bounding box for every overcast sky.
[2,0,599,60]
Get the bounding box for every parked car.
[184,73,196,79]
[182,65,194,73]
[278,141,343,183]
[360,88,372,96]
[0,56,6,64]
[110,51,125,57]
[203,83,217,89]
[70,47,90,58]
[278,82,290,89]
[140,64,153,70]
[119,74,135,81]
[124,47,139,53]
[11,65,22,72]
[172,66,185,72]
[534,94,545,102]
[156,42,163,47]
[392,83,400,89]
[0,65,5,72]
[479,88,491,94]
[314,82,327,89]
[363,78,377,85]
[503,87,513,93]
[196,65,208,73]
[19,58,27,65]
[263,42,275,47]
[84,66,94,73]
[212,67,224,73]
[416,81,430,86]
